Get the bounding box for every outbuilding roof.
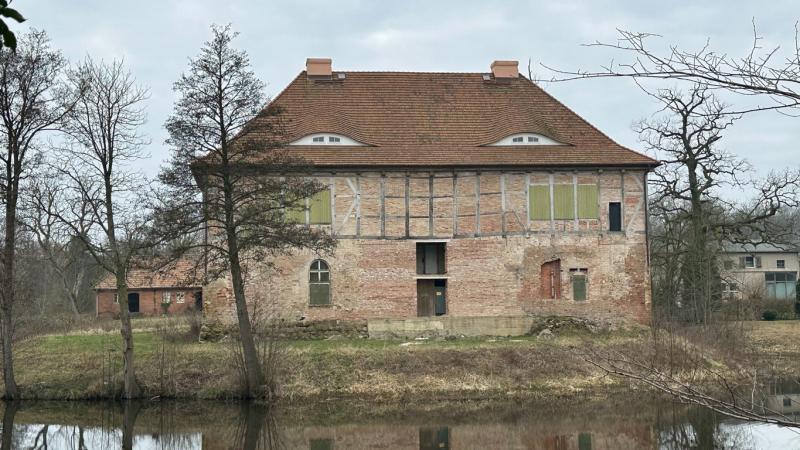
[94,259,202,291]
[239,70,657,168]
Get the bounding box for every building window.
[328,136,340,143]
[312,136,324,143]
[309,260,331,306]
[286,189,332,225]
[528,184,598,221]
[113,294,119,304]
[609,202,622,232]
[784,398,792,407]
[175,292,185,304]
[416,242,446,275]
[766,272,797,299]
[777,259,786,269]
[570,268,588,301]
[743,255,757,268]
[722,282,739,299]
[527,136,539,143]
[512,136,524,143]
[162,292,172,303]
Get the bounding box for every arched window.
[309,260,331,305]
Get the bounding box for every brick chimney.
[306,58,332,77]
[491,60,519,78]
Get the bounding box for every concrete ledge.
[367,315,537,339]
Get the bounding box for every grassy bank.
[1,318,795,401]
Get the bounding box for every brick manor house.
[201,58,657,325]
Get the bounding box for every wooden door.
[540,260,561,299]
[416,280,435,316]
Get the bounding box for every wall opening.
[128,292,140,313]
[609,202,622,232]
[570,268,588,301]
[540,259,561,299]
[417,242,446,274]
[417,279,447,317]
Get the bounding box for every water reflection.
[0,394,799,449]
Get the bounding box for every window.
[309,260,331,306]
[784,398,792,407]
[312,136,324,143]
[527,136,539,143]
[744,256,756,268]
[175,292,185,304]
[416,242,446,275]
[162,292,172,303]
[777,259,786,269]
[286,189,332,225]
[528,184,598,221]
[570,268,588,301]
[512,136,524,143]
[722,282,739,299]
[489,133,564,146]
[609,202,622,232]
[328,136,340,143]
[766,272,797,299]
[113,294,119,304]
[291,133,365,146]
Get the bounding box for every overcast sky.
[18,0,800,183]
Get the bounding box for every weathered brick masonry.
[204,169,651,325]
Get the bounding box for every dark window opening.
[784,398,792,407]
[777,259,786,269]
[419,426,449,450]
[608,202,622,232]
[417,242,446,275]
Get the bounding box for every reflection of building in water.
[419,426,449,450]
[766,379,800,417]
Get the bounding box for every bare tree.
[642,86,800,323]
[157,24,334,398]
[0,30,77,399]
[546,24,800,115]
[38,58,150,399]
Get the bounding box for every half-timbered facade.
[202,59,657,325]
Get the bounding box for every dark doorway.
[194,291,203,311]
[416,242,446,274]
[609,202,622,232]
[540,259,561,299]
[127,292,140,313]
[417,279,447,316]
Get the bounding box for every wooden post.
[330,176,336,235]
[428,173,434,237]
[500,173,507,236]
[355,174,361,237]
[404,174,410,238]
[548,173,555,234]
[379,174,386,238]
[452,172,459,236]
[475,172,481,236]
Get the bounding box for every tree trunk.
[1,400,17,450]
[115,275,140,399]
[228,243,264,398]
[1,189,18,399]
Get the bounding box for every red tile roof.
[240,71,657,168]
[94,259,203,291]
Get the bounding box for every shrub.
[762,310,778,321]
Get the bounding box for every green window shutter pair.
[285,189,332,224]
[529,185,550,220]
[528,184,598,220]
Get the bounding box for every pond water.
[1,394,799,449]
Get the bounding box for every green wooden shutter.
[576,185,599,219]
[572,274,587,301]
[285,202,306,224]
[309,189,332,224]
[553,185,574,220]
[529,185,551,220]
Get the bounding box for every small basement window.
[417,242,446,275]
[309,260,331,306]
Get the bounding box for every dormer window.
[289,133,366,146]
[487,133,564,146]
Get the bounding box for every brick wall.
[96,288,201,317]
[202,169,652,325]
